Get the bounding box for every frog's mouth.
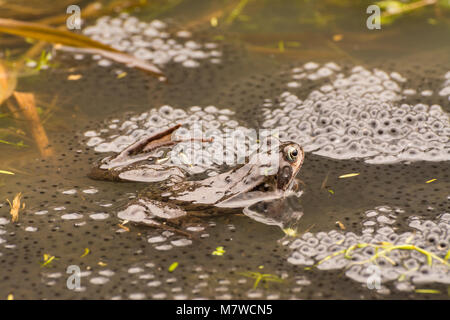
[277,165,295,191]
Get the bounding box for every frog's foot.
[111,123,213,163]
[117,198,196,238]
[122,124,183,158]
[89,123,213,181]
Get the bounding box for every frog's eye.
[286,146,299,162]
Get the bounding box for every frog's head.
[276,142,304,191]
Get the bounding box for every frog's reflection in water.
[244,193,304,234]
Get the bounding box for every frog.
[89,124,305,234]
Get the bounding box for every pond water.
[0,0,449,299]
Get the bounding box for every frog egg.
[345,126,360,137]
[129,129,147,140]
[204,128,223,140]
[424,148,445,161]
[146,114,165,126]
[158,105,174,118]
[277,131,289,140]
[429,104,444,118]
[94,143,113,153]
[383,79,401,91]
[86,137,104,147]
[173,53,189,64]
[287,252,314,266]
[316,116,331,127]
[182,60,200,68]
[225,120,239,128]
[317,67,333,78]
[194,153,212,167]
[287,81,300,88]
[201,114,215,122]
[422,131,439,141]
[304,62,319,70]
[345,141,361,152]
[117,205,148,222]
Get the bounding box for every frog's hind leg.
[117,198,193,238]
[116,123,214,159]
[115,124,183,160]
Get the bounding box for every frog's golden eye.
[286,146,298,162]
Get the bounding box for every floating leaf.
[116,72,127,79]
[336,221,346,230]
[332,34,343,42]
[0,18,114,50]
[339,173,360,179]
[6,192,22,222]
[67,74,82,81]
[212,246,226,256]
[118,220,130,232]
[0,170,14,175]
[80,248,90,258]
[56,45,164,77]
[426,179,437,183]
[41,254,56,267]
[0,18,163,77]
[210,17,218,27]
[168,262,179,272]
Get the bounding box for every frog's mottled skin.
[90,125,305,232]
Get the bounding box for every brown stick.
[13,91,53,157]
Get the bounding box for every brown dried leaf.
[336,221,346,230]
[7,192,22,223]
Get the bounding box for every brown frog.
[89,124,305,234]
